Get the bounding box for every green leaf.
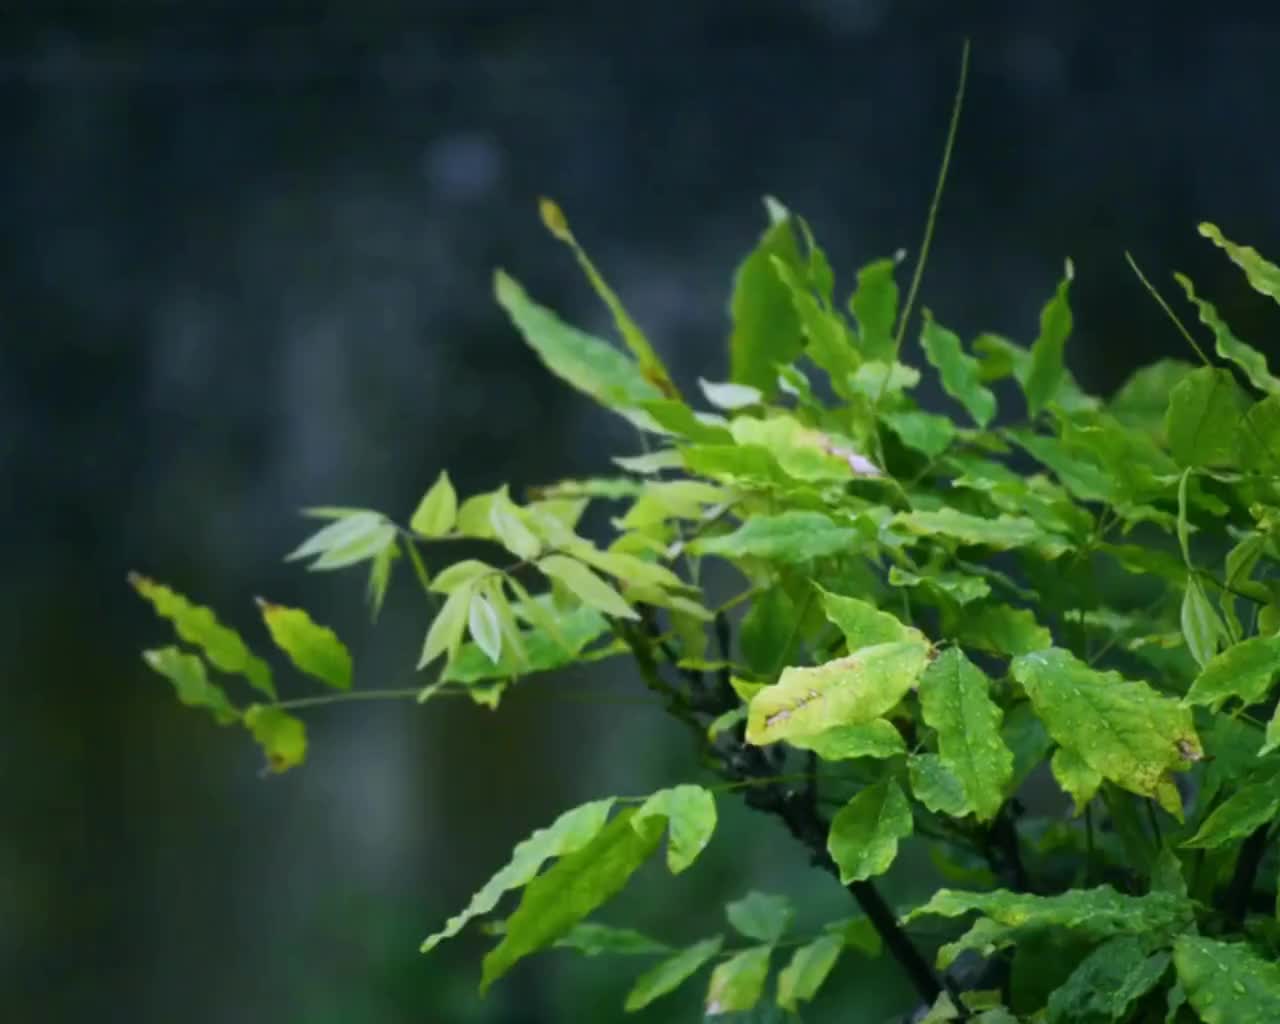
[1110,359,1197,444]
[1050,747,1103,816]
[243,704,307,773]
[909,754,971,817]
[850,258,899,361]
[624,936,724,1012]
[819,587,923,649]
[129,573,275,698]
[536,554,638,621]
[1166,367,1250,468]
[366,539,397,620]
[633,784,717,874]
[828,778,913,884]
[1025,265,1074,416]
[141,647,238,724]
[411,471,458,537]
[422,798,615,954]
[1183,759,1280,849]
[705,946,772,1015]
[553,923,671,957]
[488,492,542,560]
[848,360,920,399]
[698,377,763,410]
[888,566,991,606]
[787,719,906,761]
[882,409,958,459]
[442,604,610,685]
[1183,634,1280,711]
[289,510,397,570]
[1011,648,1202,811]
[1175,273,1280,395]
[467,591,503,665]
[429,559,496,594]
[920,314,997,426]
[480,807,662,992]
[746,640,930,746]
[907,886,1194,970]
[1199,222,1280,306]
[1240,394,1280,472]
[729,206,804,394]
[776,933,843,1012]
[1173,934,1280,1023]
[727,891,794,944]
[918,649,1013,822]
[693,511,859,564]
[892,509,1058,554]
[1181,575,1228,669]
[494,270,661,416]
[956,604,1053,657]
[1045,936,1170,1024]
[419,584,473,669]
[729,414,880,482]
[256,600,352,690]
[740,585,800,676]
[1003,701,1053,793]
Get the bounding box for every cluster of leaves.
[134,195,1280,1022]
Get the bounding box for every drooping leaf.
[1025,264,1074,417]
[849,257,899,362]
[553,922,671,957]
[776,933,843,1012]
[730,206,804,394]
[1045,936,1170,1024]
[289,510,398,571]
[1011,648,1202,810]
[906,886,1194,970]
[1165,367,1249,469]
[819,587,923,650]
[1050,747,1103,816]
[1181,575,1228,669]
[918,649,1013,822]
[1199,222,1280,306]
[787,719,906,760]
[1182,758,1280,849]
[256,600,352,690]
[1183,634,1280,711]
[740,585,800,676]
[828,778,913,884]
[481,807,662,991]
[633,784,717,874]
[698,377,763,411]
[624,936,724,1012]
[494,270,661,417]
[1175,273,1280,395]
[909,754,971,817]
[243,704,307,773]
[467,591,503,666]
[422,798,616,954]
[727,891,794,944]
[920,314,997,427]
[411,471,458,537]
[141,647,238,724]
[366,539,397,620]
[536,554,639,621]
[1173,934,1280,1023]
[130,573,275,698]
[892,509,1058,555]
[693,511,859,564]
[746,639,931,746]
[888,566,991,606]
[705,945,772,1016]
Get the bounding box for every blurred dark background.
[5,3,1280,1022]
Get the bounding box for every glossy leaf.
[1165,367,1249,468]
[776,933,843,1012]
[1183,634,1280,711]
[536,554,638,621]
[888,566,990,605]
[141,647,237,724]
[918,649,1013,822]
[1173,934,1280,1023]
[727,891,794,943]
[1025,265,1074,416]
[920,314,997,426]
[467,591,503,666]
[243,704,307,773]
[1011,648,1202,810]
[411,471,457,537]
[419,584,473,669]
[633,784,717,874]
[705,946,771,1015]
[693,511,858,564]
[130,573,275,698]
[909,754,971,817]
[624,935,724,1012]
[828,778,913,884]
[746,639,930,746]
[1045,936,1170,1024]
[422,798,616,954]
[257,600,352,691]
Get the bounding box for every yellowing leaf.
[422,798,616,954]
[819,587,923,649]
[746,640,930,746]
[827,778,912,884]
[480,808,662,992]
[918,649,1013,822]
[130,573,275,698]
[257,600,352,690]
[787,720,906,761]
[624,936,723,1012]
[705,946,771,1015]
[243,704,307,773]
[141,647,238,724]
[1050,747,1102,816]
[411,471,457,537]
[633,785,717,874]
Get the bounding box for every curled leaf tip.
[538,197,572,241]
